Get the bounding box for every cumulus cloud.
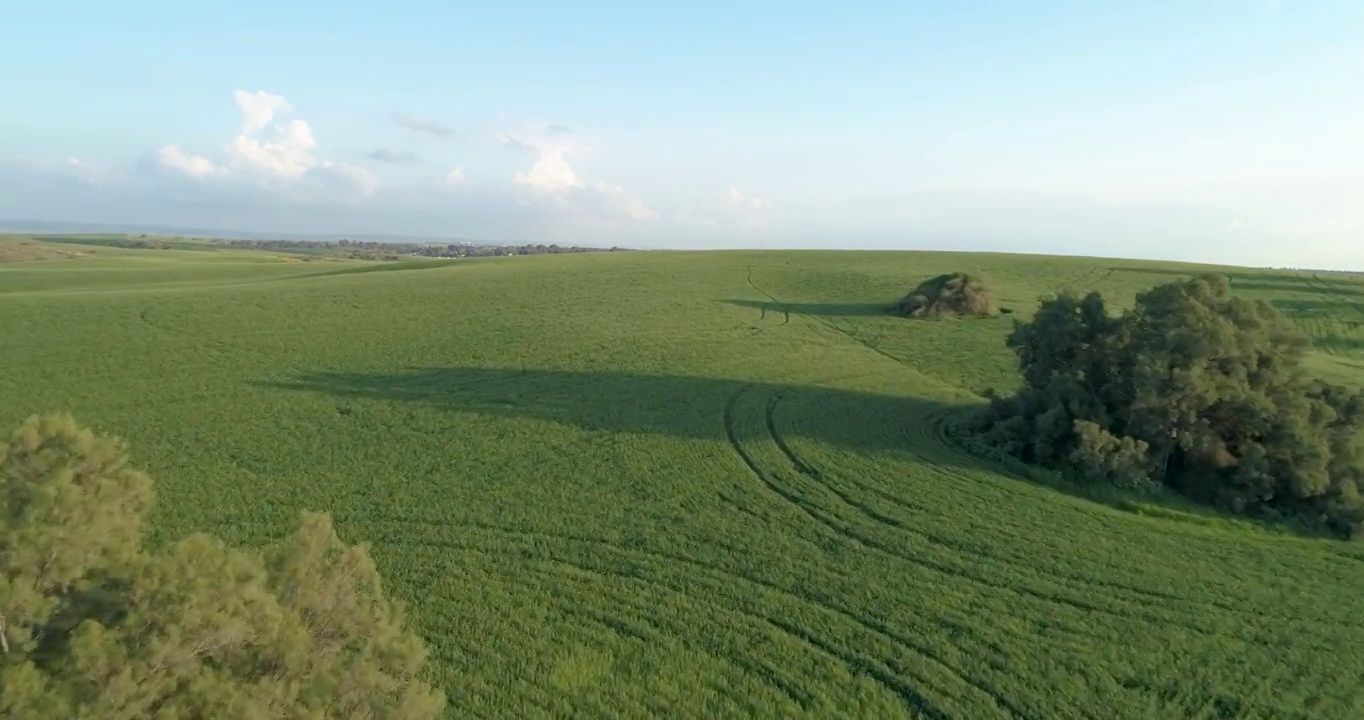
[513,144,580,193]
[234,90,291,135]
[394,113,456,137]
[501,123,654,221]
[444,166,468,187]
[154,89,376,199]
[224,91,318,180]
[369,148,420,164]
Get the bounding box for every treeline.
[973,273,1364,537]
[224,238,628,258]
[37,235,213,252]
[36,234,632,260]
[393,242,633,258]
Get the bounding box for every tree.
[980,274,1364,536]
[0,414,446,718]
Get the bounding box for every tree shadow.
[1109,266,1364,298]
[300,260,459,279]
[1251,300,1364,352]
[1235,281,1364,298]
[1313,336,1364,353]
[720,299,892,318]
[262,366,993,471]
[262,366,1313,535]
[1268,299,1364,317]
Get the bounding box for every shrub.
[1068,420,1157,492]
[890,272,996,319]
[0,414,446,718]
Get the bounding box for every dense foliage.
[980,273,1364,536]
[0,414,445,719]
[890,272,996,319]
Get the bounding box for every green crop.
[3,235,1364,718]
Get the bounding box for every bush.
[977,273,1364,537]
[890,272,996,319]
[0,414,446,718]
[1068,420,1157,492]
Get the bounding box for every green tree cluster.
[980,274,1364,536]
[0,414,446,718]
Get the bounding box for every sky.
[2,1,1362,268]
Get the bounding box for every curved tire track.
[364,519,986,717]
[725,388,1040,718]
[753,390,1324,654]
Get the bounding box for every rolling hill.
[3,235,1364,719]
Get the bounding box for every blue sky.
[2,1,1362,268]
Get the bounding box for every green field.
[4,235,1364,719]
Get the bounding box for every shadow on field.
[1270,299,1361,315]
[1112,266,1364,298]
[1244,300,1364,352]
[720,299,891,318]
[1313,336,1364,353]
[1235,281,1364,298]
[265,367,1306,533]
[1110,266,1301,283]
[264,366,990,467]
[301,260,459,279]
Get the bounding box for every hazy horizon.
[5,1,1362,270]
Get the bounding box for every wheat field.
[4,236,1364,719]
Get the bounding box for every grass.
[3,236,1364,718]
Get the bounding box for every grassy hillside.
[3,236,1364,718]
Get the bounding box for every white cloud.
[225,94,318,180]
[444,166,468,187]
[153,89,376,200]
[514,145,580,193]
[155,146,219,178]
[502,123,654,221]
[227,119,317,179]
[501,126,586,194]
[234,90,292,135]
